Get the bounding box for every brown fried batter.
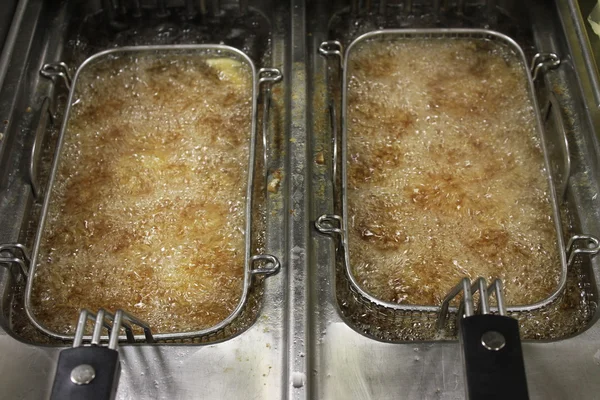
[31,54,253,334]
[347,38,560,306]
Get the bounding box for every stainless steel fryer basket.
[316,29,600,325]
[19,44,282,342]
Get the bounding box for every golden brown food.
[346,38,560,306]
[32,52,253,334]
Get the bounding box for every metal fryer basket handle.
[50,308,153,400]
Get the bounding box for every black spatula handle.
[459,314,529,400]
[50,346,120,400]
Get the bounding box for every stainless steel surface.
[0,0,17,53]
[0,0,290,398]
[1,0,600,399]
[310,1,600,399]
[0,0,25,106]
[544,91,571,200]
[286,1,309,398]
[567,0,600,109]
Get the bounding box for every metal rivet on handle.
[70,364,96,385]
[481,330,506,351]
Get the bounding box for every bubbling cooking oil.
[31,51,253,334]
[346,38,561,307]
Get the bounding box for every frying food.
[346,38,560,306]
[32,53,253,334]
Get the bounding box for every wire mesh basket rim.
[23,44,276,342]
[337,28,569,316]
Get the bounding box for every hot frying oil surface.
[347,38,561,306]
[32,52,253,334]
